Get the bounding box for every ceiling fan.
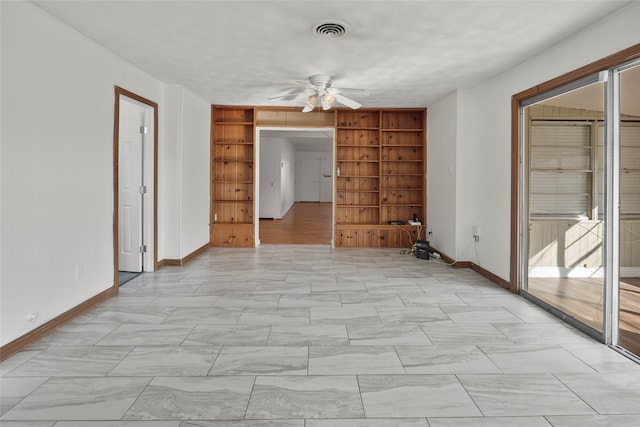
[269,75,369,112]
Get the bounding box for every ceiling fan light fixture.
[321,93,336,110]
[302,93,319,112]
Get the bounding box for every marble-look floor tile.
[182,324,270,346]
[0,422,56,427]
[428,416,550,426]
[395,345,501,374]
[545,414,640,426]
[214,295,280,308]
[347,323,432,345]
[98,296,157,306]
[376,307,449,323]
[109,346,219,376]
[5,245,638,425]
[1,377,150,420]
[267,324,348,346]
[401,293,466,306]
[561,343,640,373]
[306,419,429,427]
[308,345,404,374]
[54,422,180,426]
[310,306,381,325]
[0,377,49,416]
[441,306,524,323]
[364,281,424,294]
[458,374,595,416]
[340,293,406,308]
[493,323,595,345]
[245,376,363,419]
[34,324,119,347]
[96,324,193,346]
[278,294,341,308]
[480,344,595,373]
[148,296,219,307]
[312,280,366,293]
[6,346,132,377]
[555,372,640,414]
[124,376,254,420]
[253,283,311,294]
[359,375,481,417]
[0,351,41,376]
[237,307,310,325]
[90,306,175,324]
[421,323,513,346]
[180,421,303,427]
[209,346,307,375]
[162,307,243,324]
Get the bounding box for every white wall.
[428,1,640,281]
[0,2,210,347]
[259,137,296,219]
[178,88,211,257]
[280,141,296,216]
[259,137,282,218]
[426,92,457,257]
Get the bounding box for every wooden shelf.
[211,106,256,246]
[334,108,426,246]
[214,121,254,126]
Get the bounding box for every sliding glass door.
[616,63,640,356]
[521,59,640,360]
[522,78,606,336]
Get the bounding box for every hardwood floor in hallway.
[259,202,332,245]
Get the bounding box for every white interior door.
[118,99,144,272]
[297,158,321,201]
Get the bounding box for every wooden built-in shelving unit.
[210,106,255,247]
[334,109,426,247]
[210,106,426,248]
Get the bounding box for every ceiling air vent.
[313,21,349,39]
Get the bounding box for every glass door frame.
[511,44,640,359]
[605,59,640,358]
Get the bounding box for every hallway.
[1,245,639,425]
[259,202,332,245]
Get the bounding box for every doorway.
[255,127,335,245]
[113,87,158,287]
[516,59,640,361]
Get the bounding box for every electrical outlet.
[472,226,480,242]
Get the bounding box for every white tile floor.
[1,245,640,426]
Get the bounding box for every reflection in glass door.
[616,64,640,356]
[522,79,606,336]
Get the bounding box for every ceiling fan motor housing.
[309,75,332,89]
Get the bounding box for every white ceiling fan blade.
[328,87,370,96]
[268,89,309,100]
[334,93,361,109]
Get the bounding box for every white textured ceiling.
[32,0,630,109]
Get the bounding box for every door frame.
[255,126,336,247]
[113,86,158,288]
[511,44,640,355]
